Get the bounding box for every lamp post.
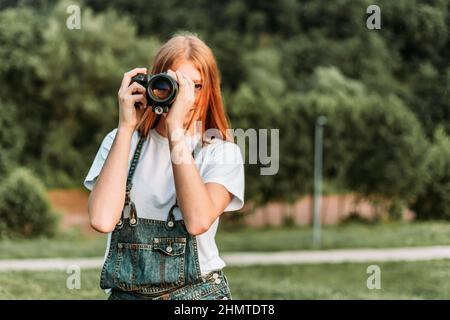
[313,115,327,248]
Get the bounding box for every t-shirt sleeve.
[201,141,245,212]
[83,128,118,191]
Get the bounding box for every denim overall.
[101,133,232,300]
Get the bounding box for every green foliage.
[227,47,287,204]
[0,100,25,178]
[345,94,429,201]
[340,212,377,225]
[412,127,450,219]
[388,199,405,221]
[0,2,160,187]
[0,168,58,238]
[306,67,429,205]
[235,66,429,206]
[0,0,448,218]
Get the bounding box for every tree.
[412,127,450,219]
[0,2,160,187]
[0,100,25,178]
[234,66,429,207]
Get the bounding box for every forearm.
[88,126,134,233]
[167,127,216,235]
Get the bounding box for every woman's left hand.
[164,69,196,132]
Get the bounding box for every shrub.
[0,100,25,179]
[0,168,58,238]
[388,199,404,221]
[340,211,378,225]
[412,127,450,220]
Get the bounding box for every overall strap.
[125,135,146,203]
[165,137,203,230]
[116,133,146,229]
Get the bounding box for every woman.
[83,34,245,300]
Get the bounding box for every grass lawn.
[1,260,450,299]
[217,221,450,252]
[1,221,450,259]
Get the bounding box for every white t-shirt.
[83,127,245,279]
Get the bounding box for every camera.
[131,73,178,114]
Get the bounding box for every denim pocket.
[113,237,186,290]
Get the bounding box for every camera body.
[131,73,178,114]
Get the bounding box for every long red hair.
[137,33,232,143]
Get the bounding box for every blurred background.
[0,0,449,299]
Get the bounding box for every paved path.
[2,246,450,272]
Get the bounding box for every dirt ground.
[48,189,96,235]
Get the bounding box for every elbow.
[185,220,210,236]
[87,194,117,233]
[184,206,217,236]
[90,217,116,234]
[88,206,116,234]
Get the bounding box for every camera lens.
[148,73,178,105]
[151,78,172,100]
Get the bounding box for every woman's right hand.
[117,67,148,131]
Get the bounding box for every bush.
[340,211,378,225]
[0,168,58,238]
[412,127,450,220]
[388,199,404,221]
[344,93,429,202]
[0,100,25,179]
